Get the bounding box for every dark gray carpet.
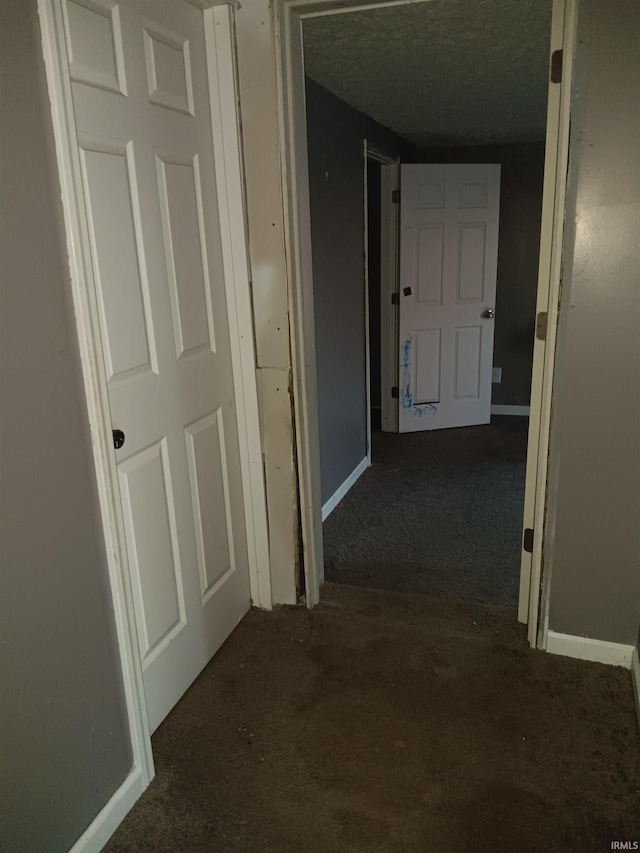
[105,583,640,852]
[324,417,528,607]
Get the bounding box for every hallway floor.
[324,417,528,607]
[105,584,640,853]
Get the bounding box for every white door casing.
[364,146,398,452]
[398,164,501,432]
[380,161,400,434]
[64,0,253,732]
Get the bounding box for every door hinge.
[523,528,534,554]
[391,386,399,398]
[536,311,548,341]
[391,292,399,305]
[392,189,400,204]
[551,49,563,83]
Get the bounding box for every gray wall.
[0,3,133,850]
[414,142,546,407]
[305,78,412,504]
[546,0,640,645]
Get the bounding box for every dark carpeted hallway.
[324,417,528,607]
[105,584,640,852]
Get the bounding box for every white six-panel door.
[63,0,252,732]
[399,164,501,432]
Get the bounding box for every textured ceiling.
[303,0,553,147]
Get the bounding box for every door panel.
[157,154,215,357]
[65,0,126,95]
[185,409,235,601]
[65,0,252,732]
[417,225,444,304]
[414,329,441,403]
[78,138,156,381]
[399,164,500,432]
[118,440,185,663]
[143,20,194,115]
[454,325,482,399]
[458,223,487,302]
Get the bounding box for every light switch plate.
[492,367,502,383]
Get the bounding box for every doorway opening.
[330,155,533,606]
[291,0,574,632]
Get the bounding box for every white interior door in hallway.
[65,0,252,732]
[399,164,501,432]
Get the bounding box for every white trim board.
[363,141,372,466]
[546,631,635,669]
[522,0,577,643]
[322,457,369,521]
[490,405,531,417]
[632,649,640,736]
[205,6,272,609]
[68,769,145,853]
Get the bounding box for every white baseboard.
[322,456,369,522]
[632,648,640,735]
[546,630,635,668]
[490,405,531,416]
[69,767,146,853]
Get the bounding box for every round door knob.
[481,308,495,319]
[112,429,125,450]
